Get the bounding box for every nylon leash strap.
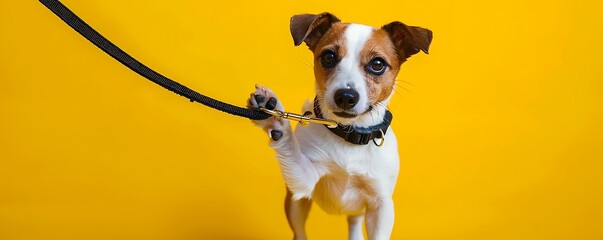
[39,0,271,120]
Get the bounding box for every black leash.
[40,0,394,146]
[39,0,271,120]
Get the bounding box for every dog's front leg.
[248,85,321,199]
[365,198,395,240]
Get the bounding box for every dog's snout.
[334,89,359,110]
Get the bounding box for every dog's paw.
[247,84,284,111]
[267,117,288,141]
[247,85,289,138]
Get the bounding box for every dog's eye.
[321,50,337,68]
[367,58,387,75]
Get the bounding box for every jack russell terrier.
[247,12,432,240]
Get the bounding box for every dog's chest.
[295,123,399,214]
[312,163,377,215]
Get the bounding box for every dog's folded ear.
[381,21,433,60]
[290,13,340,50]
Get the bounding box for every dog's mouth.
[332,106,373,119]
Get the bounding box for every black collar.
[313,98,393,145]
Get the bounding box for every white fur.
[248,24,400,240]
[323,24,374,122]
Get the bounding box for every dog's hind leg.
[365,198,394,240]
[285,189,312,240]
[347,214,365,240]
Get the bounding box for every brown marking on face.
[311,23,349,95]
[309,23,403,111]
[359,29,400,105]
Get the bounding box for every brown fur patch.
[311,23,349,95]
[360,29,400,104]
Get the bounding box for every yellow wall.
[1,0,602,239]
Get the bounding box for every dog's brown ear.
[290,13,340,50]
[381,21,432,60]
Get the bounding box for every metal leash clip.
[260,107,338,128]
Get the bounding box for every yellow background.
[1,0,602,239]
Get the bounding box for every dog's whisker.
[297,56,314,69]
[395,78,416,86]
[394,82,412,92]
[394,83,414,94]
[392,88,404,97]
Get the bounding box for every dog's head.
[290,13,432,126]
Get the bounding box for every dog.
[247,13,432,240]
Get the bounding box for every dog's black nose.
[334,89,359,110]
